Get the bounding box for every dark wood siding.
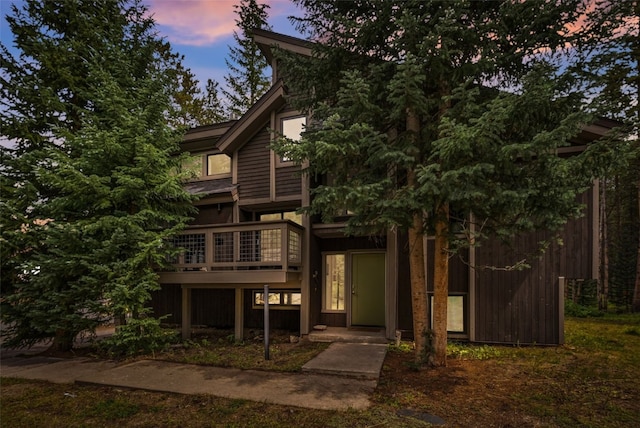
[190,204,233,225]
[151,284,181,324]
[275,165,301,197]
[318,235,387,252]
[426,243,469,294]
[309,234,323,328]
[396,232,413,335]
[237,127,270,200]
[320,312,347,327]
[474,189,594,344]
[150,286,236,328]
[192,289,235,327]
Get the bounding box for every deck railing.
[167,220,303,272]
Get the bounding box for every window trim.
[184,151,232,181]
[275,113,306,168]
[252,290,302,310]
[428,293,468,336]
[322,252,348,314]
[206,153,232,178]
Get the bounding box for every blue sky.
[0,0,305,90]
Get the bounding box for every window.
[279,116,306,163]
[323,253,346,312]
[430,295,466,333]
[253,290,301,309]
[259,211,302,225]
[207,154,231,176]
[182,155,203,177]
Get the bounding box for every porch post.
[181,285,192,340]
[235,287,244,342]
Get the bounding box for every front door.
[351,253,385,326]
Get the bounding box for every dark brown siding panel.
[397,232,413,335]
[473,188,593,345]
[190,204,233,225]
[426,242,469,293]
[320,312,347,327]
[309,235,323,328]
[150,284,182,324]
[237,127,271,200]
[191,289,235,327]
[276,165,301,197]
[319,236,387,252]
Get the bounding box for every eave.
[252,28,313,63]
[217,80,287,155]
[181,121,236,153]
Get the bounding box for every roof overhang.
[181,121,236,153]
[252,28,313,63]
[560,117,624,154]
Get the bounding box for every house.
[153,29,617,345]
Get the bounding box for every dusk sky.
[0,0,305,90]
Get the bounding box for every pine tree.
[0,0,194,352]
[170,60,227,128]
[275,0,631,365]
[573,1,639,312]
[223,0,271,118]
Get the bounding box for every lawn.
[1,314,639,427]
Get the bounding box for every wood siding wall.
[190,204,233,225]
[151,286,235,327]
[275,165,301,197]
[474,190,594,344]
[237,127,271,200]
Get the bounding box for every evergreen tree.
[223,0,271,118]
[573,1,639,312]
[203,78,228,124]
[170,60,227,128]
[0,0,194,352]
[274,0,630,365]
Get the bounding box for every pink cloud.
[146,0,296,47]
[147,0,238,46]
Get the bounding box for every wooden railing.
[166,220,303,272]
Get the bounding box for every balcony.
[159,220,303,285]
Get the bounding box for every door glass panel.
[324,254,345,311]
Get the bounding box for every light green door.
[351,253,386,326]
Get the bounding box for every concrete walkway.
[0,342,388,411]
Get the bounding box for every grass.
[155,330,330,372]
[2,313,639,427]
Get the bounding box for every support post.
[264,284,270,360]
[558,277,565,345]
[235,287,244,342]
[181,286,192,340]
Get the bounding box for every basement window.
[253,290,301,310]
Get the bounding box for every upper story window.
[182,153,231,180]
[278,115,306,165]
[207,154,231,177]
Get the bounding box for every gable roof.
[252,28,313,63]
[216,79,287,155]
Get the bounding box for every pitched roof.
[216,79,287,155]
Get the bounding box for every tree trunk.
[51,328,75,352]
[432,202,450,367]
[408,211,430,364]
[405,107,431,364]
